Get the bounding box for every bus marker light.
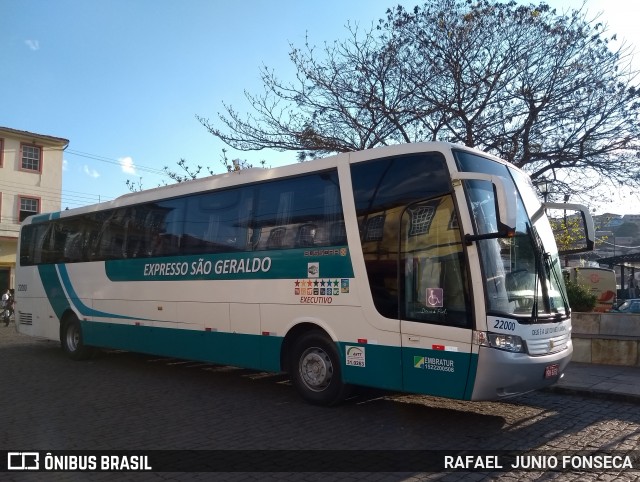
[433,344,459,352]
[357,338,367,344]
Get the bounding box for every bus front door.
[398,198,476,399]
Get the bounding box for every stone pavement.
[548,361,640,403]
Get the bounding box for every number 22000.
[493,319,515,331]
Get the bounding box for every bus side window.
[154,198,185,256]
[254,188,295,250]
[20,223,49,265]
[361,208,402,319]
[19,225,35,266]
[123,207,148,258]
[329,221,347,245]
[351,152,452,320]
[248,226,262,250]
[183,187,251,254]
[63,230,84,262]
[94,209,127,260]
[254,171,344,251]
[296,223,317,247]
[266,227,287,249]
[84,212,106,261]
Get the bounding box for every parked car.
[610,299,640,314]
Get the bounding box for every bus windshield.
[454,151,568,321]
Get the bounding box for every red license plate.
[545,364,559,378]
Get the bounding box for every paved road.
[1,325,639,481]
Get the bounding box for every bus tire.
[60,315,93,361]
[290,330,349,406]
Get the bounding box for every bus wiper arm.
[527,225,553,319]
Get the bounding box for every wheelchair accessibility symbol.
[426,288,443,308]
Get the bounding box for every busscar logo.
[8,452,39,470]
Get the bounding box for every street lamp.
[536,179,551,203]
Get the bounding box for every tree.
[550,214,604,266]
[192,0,640,205]
[127,149,265,192]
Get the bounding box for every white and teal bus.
[15,142,594,405]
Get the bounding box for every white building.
[622,214,640,225]
[0,127,68,291]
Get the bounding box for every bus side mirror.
[543,202,595,254]
[452,173,517,243]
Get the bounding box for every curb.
[544,385,640,404]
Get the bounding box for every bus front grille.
[527,332,570,356]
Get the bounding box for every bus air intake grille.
[19,312,33,325]
[526,332,570,356]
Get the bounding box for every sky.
[1,0,639,215]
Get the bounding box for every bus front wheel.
[290,330,349,406]
[60,315,93,361]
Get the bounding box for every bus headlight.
[474,331,525,353]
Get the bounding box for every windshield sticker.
[346,346,365,367]
[426,288,444,307]
[341,279,350,293]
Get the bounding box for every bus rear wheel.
[290,330,349,406]
[60,315,93,360]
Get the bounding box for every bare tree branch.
[175,0,640,206]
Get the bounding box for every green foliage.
[550,216,586,253]
[565,280,597,312]
[550,215,604,255]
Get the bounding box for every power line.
[2,144,177,207]
[0,179,109,202]
[0,181,113,210]
[65,149,171,177]
[596,237,640,250]
[0,148,179,220]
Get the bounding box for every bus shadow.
[4,334,639,458]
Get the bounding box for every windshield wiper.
[527,224,570,321]
[527,224,551,321]
[548,251,570,318]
